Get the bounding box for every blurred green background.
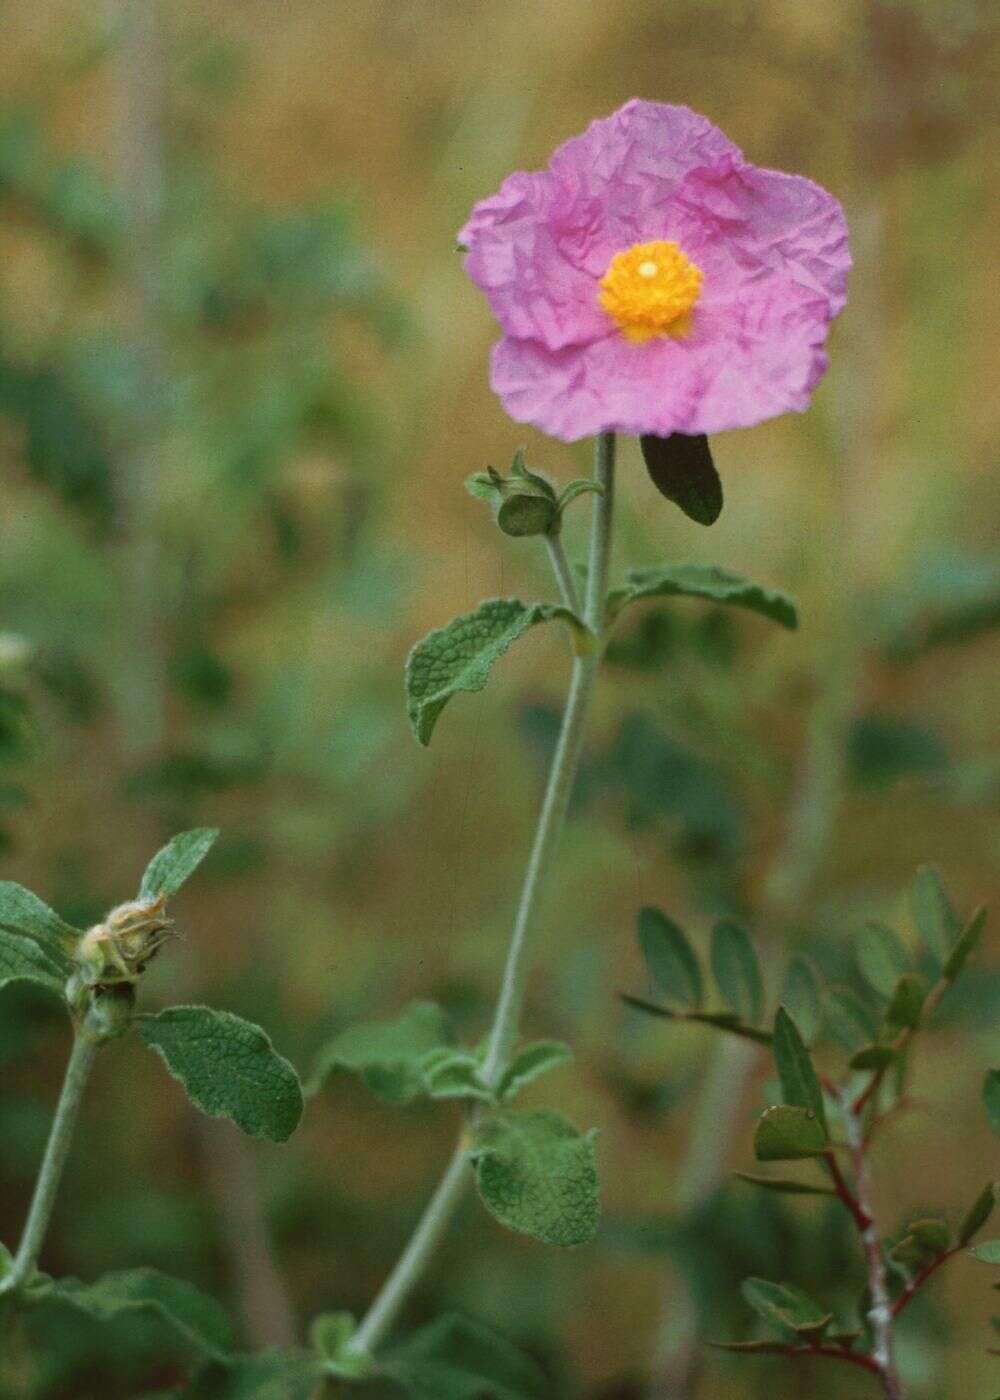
[0,1,998,1396]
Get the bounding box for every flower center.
[598,240,702,343]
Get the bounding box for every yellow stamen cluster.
[598,240,703,343]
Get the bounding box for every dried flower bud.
[75,895,174,988]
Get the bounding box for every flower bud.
[466,449,559,538]
[75,895,174,988]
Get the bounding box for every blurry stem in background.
[350,434,616,1358]
[109,0,169,754]
[1,1030,99,1296]
[544,531,582,615]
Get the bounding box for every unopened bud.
[75,895,174,988]
[466,449,559,538]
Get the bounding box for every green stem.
[544,531,582,615]
[349,433,616,1357]
[2,1031,99,1296]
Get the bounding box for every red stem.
[892,1247,960,1320]
[823,1149,871,1234]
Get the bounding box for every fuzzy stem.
[2,1031,99,1295]
[839,1091,904,1399]
[544,531,582,615]
[349,435,616,1357]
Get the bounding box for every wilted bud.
[75,895,174,988]
[466,449,559,537]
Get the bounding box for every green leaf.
[0,928,68,999]
[944,905,988,982]
[383,1313,548,1399]
[741,1278,833,1337]
[911,864,958,961]
[637,907,702,1009]
[960,1183,998,1245]
[970,1240,1000,1265]
[735,1172,836,1197]
[307,1001,451,1103]
[709,1339,798,1356]
[850,1044,896,1071]
[472,1109,599,1247]
[0,881,80,954]
[423,1051,493,1104]
[711,921,763,1024]
[309,1311,372,1380]
[823,986,877,1052]
[909,1218,950,1254]
[883,973,927,1032]
[557,478,603,512]
[406,599,579,746]
[772,1008,827,1135]
[639,432,723,526]
[780,956,823,1046]
[139,1006,303,1142]
[608,563,797,630]
[497,1041,572,1102]
[183,1349,321,1399]
[139,828,219,901]
[984,1071,1000,1138]
[855,923,909,997]
[754,1104,828,1161]
[39,1268,234,1360]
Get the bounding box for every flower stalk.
[350,433,616,1357]
[2,1029,100,1297]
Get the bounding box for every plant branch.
[544,531,582,615]
[2,1030,100,1296]
[891,1246,961,1320]
[838,1090,904,1399]
[822,1148,870,1234]
[349,434,616,1357]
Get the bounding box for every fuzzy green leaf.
[608,563,797,630]
[637,907,702,1009]
[754,1104,828,1161]
[959,1183,998,1245]
[984,1071,1000,1138]
[139,828,219,901]
[0,881,80,954]
[472,1109,599,1247]
[970,1240,1000,1265]
[308,1001,451,1103]
[39,1268,234,1360]
[383,1313,548,1399]
[711,921,763,1024]
[735,1172,836,1197]
[422,1051,493,1104]
[911,864,959,961]
[855,923,909,998]
[184,1349,321,1398]
[309,1312,371,1380]
[139,1006,303,1142]
[497,1041,572,1102]
[773,1008,827,1135]
[741,1277,832,1337]
[780,956,823,1047]
[944,906,988,982]
[405,599,578,746]
[0,928,68,1000]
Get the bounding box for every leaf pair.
[753,1008,830,1164]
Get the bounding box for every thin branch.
[892,1246,961,1320]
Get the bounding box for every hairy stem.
[2,1031,99,1295]
[544,531,582,615]
[840,1091,904,1399]
[350,434,616,1356]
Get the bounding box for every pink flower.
[459,100,850,443]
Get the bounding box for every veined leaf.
[185,1349,321,1398]
[741,1277,832,1337]
[608,563,797,630]
[0,881,80,954]
[0,928,68,1000]
[307,1001,451,1103]
[139,828,219,901]
[38,1268,234,1360]
[497,1041,572,1102]
[383,1313,548,1399]
[472,1109,599,1247]
[405,599,579,746]
[139,1006,303,1142]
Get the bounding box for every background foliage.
[0,0,998,1396]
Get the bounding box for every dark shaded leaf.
[639,432,722,526]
